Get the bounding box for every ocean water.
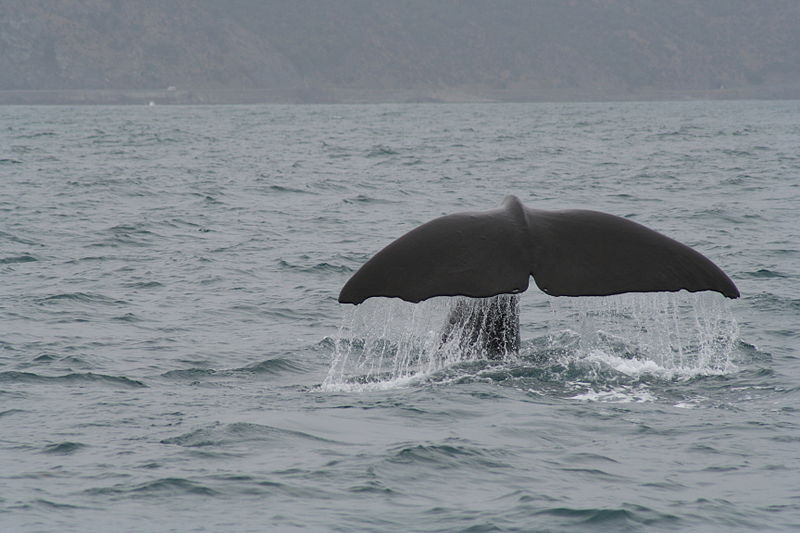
[1,101,798,532]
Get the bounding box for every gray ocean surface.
[1,101,799,532]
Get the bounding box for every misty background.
[1,0,799,104]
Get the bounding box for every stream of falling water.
[546,292,740,378]
[322,292,739,391]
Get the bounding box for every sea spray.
[324,292,739,390]
[322,297,508,391]
[547,291,739,378]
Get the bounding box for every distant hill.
[2,0,799,103]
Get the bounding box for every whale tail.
[339,195,739,305]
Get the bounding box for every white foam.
[580,348,733,380]
[568,386,657,403]
[321,373,423,393]
[585,349,665,376]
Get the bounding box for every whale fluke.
[339,195,739,305]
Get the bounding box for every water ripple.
[161,422,341,448]
[0,371,146,388]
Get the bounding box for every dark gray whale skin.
[339,195,739,304]
[338,195,739,356]
[440,294,521,358]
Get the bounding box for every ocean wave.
[0,230,40,245]
[238,357,305,374]
[749,293,800,312]
[41,441,88,455]
[744,268,789,278]
[342,194,397,204]
[161,422,339,447]
[86,477,218,498]
[277,258,354,273]
[37,292,128,306]
[386,441,511,469]
[0,254,37,264]
[160,368,219,380]
[161,358,305,380]
[533,505,680,529]
[267,184,316,194]
[30,499,85,510]
[366,144,398,157]
[15,131,57,139]
[0,371,146,388]
[123,280,164,289]
[85,224,162,247]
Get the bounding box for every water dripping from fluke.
[322,292,740,392]
[322,297,511,392]
[547,292,740,380]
